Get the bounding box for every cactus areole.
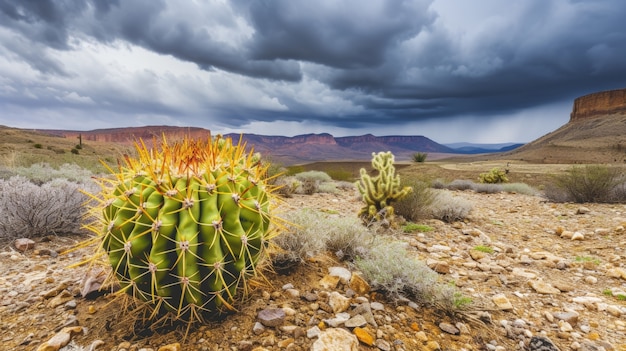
[90,135,277,322]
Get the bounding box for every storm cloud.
[0,0,625,142]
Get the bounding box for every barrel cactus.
[86,135,279,322]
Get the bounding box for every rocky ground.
[1,189,626,351]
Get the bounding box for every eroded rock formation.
[570,88,626,121]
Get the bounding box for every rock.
[553,311,579,326]
[606,305,623,316]
[348,273,370,295]
[351,303,377,327]
[36,327,83,351]
[427,244,451,253]
[585,276,598,284]
[529,280,561,294]
[344,314,367,328]
[427,259,451,274]
[156,343,181,351]
[328,267,351,284]
[607,267,626,280]
[353,327,375,346]
[48,290,74,308]
[492,293,513,310]
[529,336,560,351]
[577,207,590,215]
[438,322,460,335]
[311,328,359,351]
[375,339,391,351]
[318,275,341,290]
[571,232,585,241]
[324,312,350,327]
[257,308,286,327]
[512,267,537,279]
[469,249,488,261]
[14,238,36,252]
[252,322,265,335]
[328,291,350,313]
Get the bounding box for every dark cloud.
[0,0,625,142]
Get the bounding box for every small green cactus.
[356,151,412,223]
[84,135,280,323]
[478,167,509,184]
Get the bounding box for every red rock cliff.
[570,88,626,121]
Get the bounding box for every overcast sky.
[1,0,625,143]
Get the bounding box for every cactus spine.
[86,135,278,322]
[356,151,412,223]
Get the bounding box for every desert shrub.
[478,167,509,184]
[13,163,93,185]
[294,170,333,183]
[335,181,356,191]
[272,209,373,269]
[429,190,473,222]
[274,176,301,198]
[501,183,538,196]
[412,152,428,163]
[353,237,461,310]
[33,143,43,149]
[546,165,624,203]
[446,179,475,191]
[394,179,436,222]
[318,182,339,194]
[300,179,319,195]
[0,176,90,240]
[71,148,79,155]
[430,179,447,189]
[473,183,502,194]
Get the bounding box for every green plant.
[402,223,434,233]
[603,289,613,296]
[617,294,626,301]
[452,292,473,309]
[547,165,624,203]
[71,148,79,155]
[354,238,461,311]
[428,190,473,223]
[574,256,600,265]
[84,135,280,323]
[33,143,43,149]
[412,152,428,163]
[394,178,435,222]
[356,151,412,224]
[478,168,508,184]
[473,245,494,254]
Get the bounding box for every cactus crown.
[83,134,280,323]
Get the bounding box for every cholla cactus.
[356,151,412,224]
[84,135,280,322]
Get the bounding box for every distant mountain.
[37,126,483,164]
[443,142,524,154]
[503,88,626,164]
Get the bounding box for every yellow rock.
[410,322,421,331]
[349,273,370,295]
[157,343,181,351]
[353,327,375,346]
[318,275,341,290]
[588,331,600,340]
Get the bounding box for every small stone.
[427,259,450,274]
[553,311,579,326]
[492,293,513,310]
[324,312,350,327]
[14,238,36,252]
[576,207,590,215]
[257,308,286,327]
[318,275,341,290]
[439,322,460,335]
[328,291,350,313]
[311,328,359,351]
[375,339,391,351]
[529,280,561,294]
[606,305,623,316]
[157,343,181,351]
[277,338,294,348]
[345,314,367,328]
[48,290,74,308]
[348,273,370,295]
[469,249,488,261]
[559,320,573,332]
[584,276,598,284]
[353,327,375,346]
[328,267,351,284]
[307,326,321,339]
[528,336,560,351]
[607,267,626,280]
[425,341,441,351]
[571,232,585,241]
[253,322,265,335]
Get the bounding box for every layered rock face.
[570,88,626,121]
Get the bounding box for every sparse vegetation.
[428,190,473,223]
[0,176,91,240]
[394,178,436,222]
[402,223,434,233]
[478,167,509,184]
[473,245,494,254]
[545,165,626,203]
[412,152,428,163]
